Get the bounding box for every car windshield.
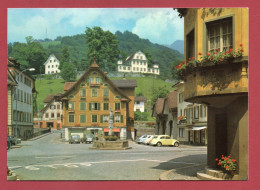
[86,134,93,138]
[153,136,158,139]
[72,135,80,139]
[142,135,147,138]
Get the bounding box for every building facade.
[134,96,147,112]
[37,93,63,129]
[117,50,160,75]
[8,57,36,140]
[152,91,178,139]
[59,61,136,141]
[174,81,208,145]
[44,54,60,74]
[177,8,248,180]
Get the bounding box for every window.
[207,17,232,52]
[56,65,58,67]
[115,102,120,110]
[80,89,86,97]
[80,102,86,110]
[50,105,56,109]
[57,105,60,109]
[102,115,109,123]
[69,114,74,123]
[24,92,26,103]
[89,103,100,111]
[80,115,86,123]
[45,113,49,118]
[186,29,195,59]
[50,60,52,63]
[30,95,32,105]
[136,101,140,104]
[21,90,23,102]
[103,103,109,110]
[57,113,60,118]
[114,115,120,123]
[51,113,55,118]
[92,115,98,123]
[69,102,75,109]
[89,77,94,84]
[54,59,56,62]
[96,77,102,84]
[179,128,185,137]
[92,88,97,97]
[48,66,50,68]
[103,89,109,97]
[184,109,187,117]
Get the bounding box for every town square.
[5,6,250,187]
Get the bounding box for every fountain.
[90,108,131,150]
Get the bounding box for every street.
[7,131,207,180]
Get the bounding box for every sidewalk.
[159,163,206,180]
[28,132,52,141]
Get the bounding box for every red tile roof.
[64,82,76,91]
[166,91,178,109]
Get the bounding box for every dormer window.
[50,60,52,63]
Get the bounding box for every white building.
[134,96,147,112]
[44,54,60,74]
[8,57,35,140]
[117,50,160,75]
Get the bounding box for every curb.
[159,169,175,180]
[28,132,52,141]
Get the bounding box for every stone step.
[197,171,223,180]
[205,168,233,180]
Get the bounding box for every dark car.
[8,135,21,146]
[69,135,81,144]
[81,134,94,144]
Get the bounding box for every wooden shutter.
[121,115,123,123]
[100,115,103,123]
[89,103,92,110]
[98,103,100,110]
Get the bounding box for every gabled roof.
[43,93,62,103]
[44,54,60,65]
[112,79,137,88]
[59,60,131,102]
[152,98,166,117]
[64,82,76,91]
[134,96,147,102]
[7,69,18,86]
[166,91,178,109]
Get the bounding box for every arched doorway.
[162,120,166,134]
[169,120,173,137]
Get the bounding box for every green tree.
[59,47,70,70]
[85,26,119,71]
[151,86,170,105]
[61,62,76,82]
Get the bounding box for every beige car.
[150,135,179,147]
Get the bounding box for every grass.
[35,76,174,112]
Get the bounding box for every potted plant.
[216,155,237,175]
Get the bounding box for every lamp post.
[15,68,35,144]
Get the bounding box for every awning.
[103,128,120,132]
[192,126,207,131]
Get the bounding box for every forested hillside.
[8,29,183,79]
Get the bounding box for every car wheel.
[174,142,179,147]
[157,142,162,147]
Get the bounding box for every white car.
[136,135,148,144]
[144,135,154,145]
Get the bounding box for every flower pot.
[227,170,236,176]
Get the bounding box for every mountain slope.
[164,40,184,54]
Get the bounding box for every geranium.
[216,155,237,172]
[198,52,202,55]
[206,53,211,56]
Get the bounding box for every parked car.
[69,135,81,144]
[81,134,94,143]
[150,135,180,147]
[8,135,21,146]
[144,135,154,145]
[136,135,147,144]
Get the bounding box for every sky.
[8,8,184,45]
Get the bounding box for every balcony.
[183,59,248,107]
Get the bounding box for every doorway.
[215,113,228,157]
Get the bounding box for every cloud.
[132,10,184,44]
[8,8,184,45]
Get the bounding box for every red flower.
[192,57,195,59]
[227,161,230,164]
[240,49,244,52]
[217,162,221,165]
[225,166,229,169]
[198,52,202,55]
[229,48,233,52]
[214,52,217,55]
[231,159,236,162]
[216,48,220,52]
[215,158,218,161]
[240,44,243,47]
[188,58,191,60]
[206,53,211,56]
[210,57,213,60]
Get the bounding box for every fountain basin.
[89,140,132,150]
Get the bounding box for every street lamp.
[15,68,35,144]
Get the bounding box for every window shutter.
[100,78,103,84]
[101,115,103,123]
[87,78,89,84]
[89,103,92,110]
[121,115,123,123]
[98,103,100,110]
